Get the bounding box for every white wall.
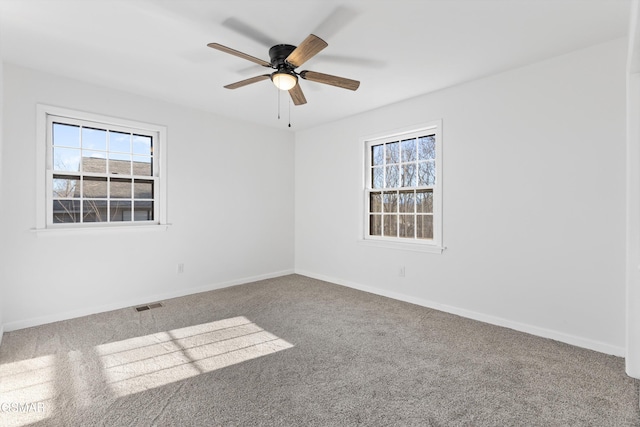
[0,35,5,344]
[295,38,627,355]
[626,0,640,377]
[1,64,295,330]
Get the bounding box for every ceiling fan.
[207,34,360,105]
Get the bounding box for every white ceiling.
[0,0,632,131]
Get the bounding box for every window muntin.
[47,115,158,226]
[364,124,441,246]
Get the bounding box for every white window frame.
[361,121,443,253]
[35,105,168,234]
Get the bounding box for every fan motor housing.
[269,44,296,69]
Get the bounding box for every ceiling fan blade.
[289,84,307,106]
[312,6,358,40]
[224,74,271,89]
[286,34,328,68]
[299,70,360,91]
[207,43,271,67]
[221,17,279,48]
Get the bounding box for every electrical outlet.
[177,263,184,274]
[399,266,405,277]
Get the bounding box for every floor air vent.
[135,302,163,312]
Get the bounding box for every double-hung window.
[364,122,443,251]
[37,105,167,230]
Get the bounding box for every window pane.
[53,147,81,172]
[48,114,162,227]
[82,127,107,151]
[134,180,154,199]
[109,131,131,153]
[418,161,436,186]
[372,166,384,189]
[110,178,132,199]
[133,134,152,156]
[53,200,80,223]
[83,200,108,222]
[53,123,80,148]
[134,201,154,221]
[416,190,433,213]
[418,135,436,160]
[398,191,414,213]
[53,176,80,198]
[109,153,132,175]
[82,152,107,174]
[401,164,416,187]
[417,215,434,239]
[132,156,152,176]
[83,177,108,198]
[385,165,399,188]
[110,200,131,222]
[401,138,416,162]
[383,192,397,213]
[369,215,382,236]
[383,214,397,237]
[386,142,399,164]
[371,145,384,166]
[364,128,439,244]
[370,192,382,213]
[399,215,415,238]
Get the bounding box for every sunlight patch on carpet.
[0,354,54,426]
[95,316,294,396]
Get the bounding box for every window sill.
[357,238,446,254]
[32,223,172,237]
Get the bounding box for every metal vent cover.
[134,302,163,312]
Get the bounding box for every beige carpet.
[0,274,638,426]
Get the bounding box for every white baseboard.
[295,269,625,357]
[3,269,294,332]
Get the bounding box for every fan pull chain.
[277,87,281,120]
[288,96,291,128]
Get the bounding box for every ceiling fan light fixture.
[271,71,297,91]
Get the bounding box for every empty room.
[1,0,640,425]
